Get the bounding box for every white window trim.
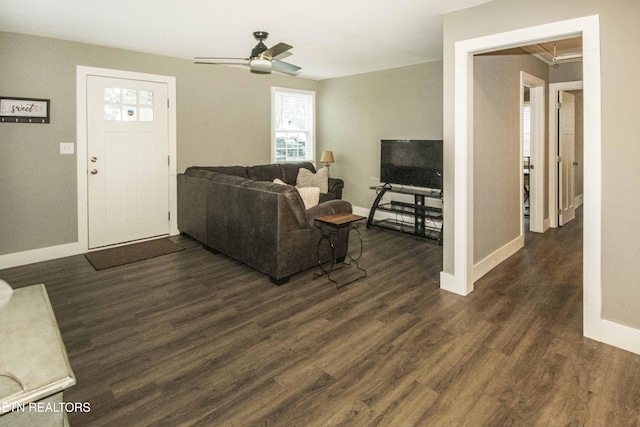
[271,86,316,164]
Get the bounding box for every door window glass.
[104,88,154,122]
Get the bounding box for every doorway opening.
[520,72,545,235]
[523,86,531,224]
[446,15,603,347]
[549,82,584,229]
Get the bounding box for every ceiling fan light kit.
[250,57,272,73]
[195,31,301,76]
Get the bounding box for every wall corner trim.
[440,271,467,295]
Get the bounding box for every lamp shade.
[320,150,335,163]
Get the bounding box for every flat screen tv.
[380,139,443,189]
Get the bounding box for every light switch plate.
[60,142,75,155]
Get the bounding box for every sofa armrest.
[305,199,352,226]
[328,178,344,199]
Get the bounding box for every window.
[104,88,154,122]
[271,87,315,163]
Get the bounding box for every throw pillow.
[274,178,319,209]
[296,187,320,210]
[296,167,329,193]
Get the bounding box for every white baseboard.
[473,234,524,282]
[587,318,640,356]
[0,242,82,270]
[352,206,372,218]
[543,217,551,231]
[575,193,584,208]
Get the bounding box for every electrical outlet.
[60,142,75,155]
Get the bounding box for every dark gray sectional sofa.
[177,162,352,284]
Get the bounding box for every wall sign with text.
[0,97,50,123]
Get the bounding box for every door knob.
[90,169,98,175]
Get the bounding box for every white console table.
[0,282,76,426]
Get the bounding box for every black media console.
[366,185,443,243]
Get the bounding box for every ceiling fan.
[551,43,583,63]
[195,31,301,75]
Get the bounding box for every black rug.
[85,238,184,270]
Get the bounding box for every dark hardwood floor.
[2,210,639,426]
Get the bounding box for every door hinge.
[168,211,171,221]
[557,208,562,215]
[557,102,562,109]
[167,99,170,108]
[168,155,170,166]
[557,156,562,162]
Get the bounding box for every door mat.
[85,238,184,270]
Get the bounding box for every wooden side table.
[313,213,367,288]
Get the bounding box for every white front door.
[558,91,576,226]
[87,76,170,249]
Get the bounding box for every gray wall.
[473,50,549,262]
[550,61,583,83]
[443,1,640,329]
[317,62,444,209]
[1,32,442,259]
[0,32,318,256]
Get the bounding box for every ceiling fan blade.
[554,53,583,61]
[272,59,301,75]
[194,57,249,66]
[195,56,247,61]
[261,42,292,59]
[195,61,250,67]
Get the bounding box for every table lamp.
[320,150,335,176]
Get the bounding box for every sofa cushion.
[297,167,329,193]
[247,164,282,182]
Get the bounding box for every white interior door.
[87,76,170,249]
[558,91,576,226]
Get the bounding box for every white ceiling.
[0,0,494,80]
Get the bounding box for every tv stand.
[367,185,442,243]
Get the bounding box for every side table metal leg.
[313,234,339,287]
[342,224,367,285]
